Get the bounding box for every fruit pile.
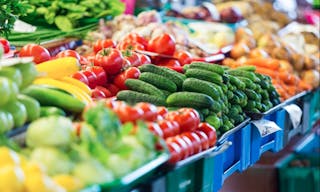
[117,63,280,135]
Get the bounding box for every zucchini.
[117,90,166,106]
[139,72,177,92]
[139,64,186,89]
[125,79,164,98]
[189,62,225,75]
[185,68,223,85]
[166,92,214,109]
[182,78,220,100]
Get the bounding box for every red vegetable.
[19,44,51,64]
[197,123,217,147]
[56,50,81,61]
[94,48,124,75]
[147,33,176,55]
[93,39,116,54]
[0,38,10,53]
[165,108,200,133]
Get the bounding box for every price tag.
[252,119,281,137]
[283,104,302,129]
[13,20,37,33]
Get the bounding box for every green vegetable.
[189,62,225,75]
[117,90,166,106]
[139,72,177,93]
[185,68,223,85]
[166,92,214,109]
[125,79,165,98]
[182,78,220,100]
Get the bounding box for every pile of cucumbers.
[116,63,280,135]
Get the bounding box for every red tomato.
[91,88,106,99]
[147,122,164,138]
[138,54,151,65]
[147,33,176,55]
[81,70,97,89]
[197,123,217,147]
[113,67,141,90]
[195,130,210,151]
[123,33,148,48]
[135,102,158,121]
[122,50,141,67]
[79,56,90,66]
[72,72,89,85]
[94,48,124,75]
[182,132,202,154]
[117,41,145,51]
[0,38,10,53]
[104,83,120,96]
[56,50,81,61]
[167,141,183,163]
[165,108,200,133]
[157,120,180,139]
[114,105,143,123]
[93,39,116,53]
[95,86,112,98]
[157,58,181,67]
[174,50,192,66]
[180,134,195,156]
[167,136,189,160]
[105,98,126,109]
[19,44,51,64]
[87,66,107,86]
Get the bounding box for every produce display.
[0,1,319,191]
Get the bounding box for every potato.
[230,43,250,59]
[301,70,320,88]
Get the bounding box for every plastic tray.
[82,152,170,192]
[302,88,320,134]
[218,118,251,144]
[294,133,320,155]
[250,109,285,165]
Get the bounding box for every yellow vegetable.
[24,174,65,192]
[0,166,25,192]
[36,57,80,79]
[0,147,22,167]
[59,76,91,96]
[33,78,92,104]
[53,174,84,192]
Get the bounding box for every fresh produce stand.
[0,0,319,192]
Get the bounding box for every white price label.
[284,104,302,129]
[252,119,281,137]
[13,20,37,33]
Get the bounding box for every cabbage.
[30,147,73,176]
[26,116,73,148]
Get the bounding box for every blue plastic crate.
[250,109,285,165]
[294,133,320,156]
[211,124,251,192]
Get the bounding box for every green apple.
[0,67,22,88]
[17,94,40,122]
[0,110,14,133]
[3,101,27,128]
[0,77,11,106]
[13,62,38,89]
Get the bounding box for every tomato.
[0,38,10,53]
[104,83,120,96]
[114,105,143,123]
[95,86,112,98]
[72,71,89,85]
[165,108,200,133]
[117,41,145,51]
[94,48,124,75]
[138,54,151,65]
[182,132,202,154]
[166,141,183,163]
[194,130,210,151]
[157,106,168,117]
[19,44,51,64]
[122,50,141,67]
[180,134,195,156]
[123,33,148,48]
[91,88,106,99]
[105,98,126,109]
[79,55,90,66]
[81,70,97,89]
[135,102,158,121]
[167,136,189,159]
[93,39,116,53]
[147,33,176,55]
[56,50,81,61]
[147,122,164,138]
[157,120,180,138]
[87,66,107,86]
[114,67,141,90]
[174,50,192,66]
[157,58,181,67]
[197,123,217,147]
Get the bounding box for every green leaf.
[54,16,73,31]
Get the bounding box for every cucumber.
[205,114,221,129]
[244,88,260,101]
[139,72,177,92]
[227,69,260,83]
[166,92,214,109]
[233,114,245,124]
[160,89,171,98]
[125,79,164,98]
[228,75,246,90]
[182,78,220,100]
[208,82,223,95]
[256,102,263,111]
[185,68,223,85]
[227,90,234,100]
[261,90,269,100]
[228,107,239,119]
[244,100,257,110]
[235,65,256,72]
[139,64,186,89]
[260,104,269,112]
[117,90,166,106]
[222,74,230,84]
[209,100,223,113]
[237,77,256,90]
[234,90,247,105]
[189,62,225,75]
[22,85,85,113]
[229,95,241,104]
